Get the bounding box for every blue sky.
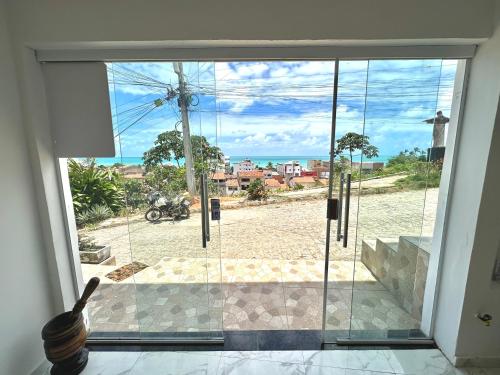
[108,60,458,158]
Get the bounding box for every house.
[262,169,273,178]
[308,160,330,178]
[237,170,263,190]
[210,171,227,193]
[233,159,255,174]
[300,170,317,177]
[264,178,281,190]
[225,178,239,195]
[289,176,317,188]
[276,161,302,177]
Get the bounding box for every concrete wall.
[433,2,500,365]
[0,1,55,373]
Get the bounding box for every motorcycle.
[144,192,191,222]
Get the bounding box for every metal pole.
[173,62,196,195]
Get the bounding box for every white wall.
[5,0,494,47]
[0,1,55,374]
[433,2,500,365]
[1,0,500,372]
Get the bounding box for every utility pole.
[173,62,196,195]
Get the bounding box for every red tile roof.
[211,172,226,180]
[238,170,264,178]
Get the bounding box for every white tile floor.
[34,349,500,375]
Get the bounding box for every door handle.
[203,172,210,242]
[343,173,351,248]
[200,174,207,248]
[337,172,344,242]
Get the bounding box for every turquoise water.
[92,154,392,167]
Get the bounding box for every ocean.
[92,155,393,168]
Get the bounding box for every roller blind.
[42,62,115,157]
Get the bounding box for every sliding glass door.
[323,58,461,342]
[68,57,464,344]
[81,61,224,341]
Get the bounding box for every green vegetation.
[68,159,125,224]
[123,179,148,210]
[335,132,379,168]
[247,179,268,201]
[143,130,223,175]
[293,183,304,191]
[144,164,187,197]
[335,148,442,191]
[76,204,113,226]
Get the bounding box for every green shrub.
[144,165,187,197]
[247,179,268,201]
[76,204,113,225]
[394,162,442,190]
[293,183,304,191]
[123,179,147,209]
[68,159,125,215]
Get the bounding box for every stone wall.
[361,236,431,321]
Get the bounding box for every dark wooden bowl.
[41,311,88,374]
[41,278,100,375]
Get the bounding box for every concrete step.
[376,237,399,253]
[399,236,432,254]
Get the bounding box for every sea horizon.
[90,154,393,168]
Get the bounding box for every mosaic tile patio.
[84,258,420,334]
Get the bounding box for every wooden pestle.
[70,277,100,319]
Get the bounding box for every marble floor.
[85,259,419,334]
[33,349,500,375]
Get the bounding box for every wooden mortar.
[41,277,100,375]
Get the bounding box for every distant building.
[307,160,330,179]
[276,161,302,177]
[210,172,227,194]
[223,156,232,174]
[300,170,317,177]
[262,169,273,179]
[352,161,384,172]
[307,160,324,169]
[289,176,317,188]
[237,170,263,190]
[264,178,281,191]
[233,159,255,174]
[226,178,239,195]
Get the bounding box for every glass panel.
[323,60,369,342]
[107,61,221,339]
[349,59,458,339]
[214,61,335,332]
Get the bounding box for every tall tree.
[143,130,184,169]
[334,132,379,168]
[143,130,223,177]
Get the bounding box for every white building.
[233,159,255,174]
[276,161,302,177]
